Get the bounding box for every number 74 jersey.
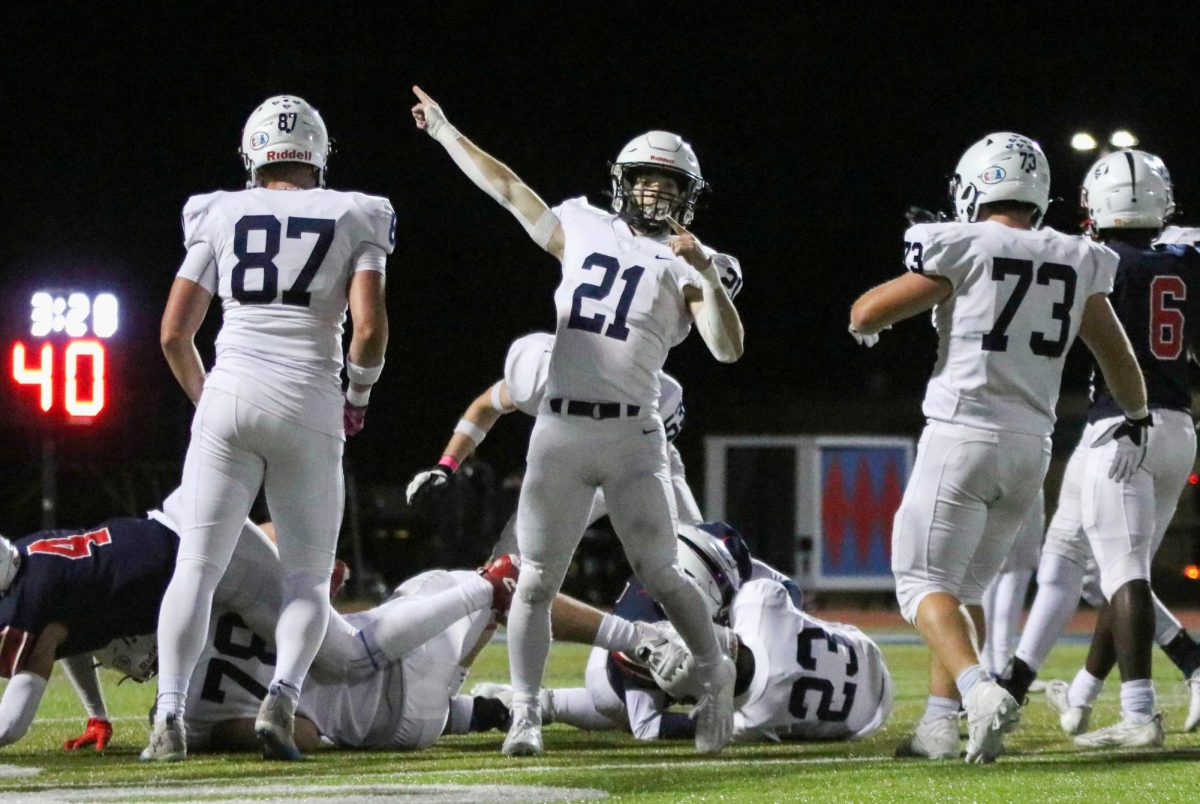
[731,579,893,741]
[904,220,1118,437]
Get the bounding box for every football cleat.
[894,715,960,760]
[1185,669,1200,733]
[468,683,555,724]
[139,713,186,762]
[692,655,736,754]
[1074,713,1165,748]
[255,686,303,761]
[1044,680,1091,736]
[478,554,520,614]
[963,681,1020,763]
[501,705,543,757]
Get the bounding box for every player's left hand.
[666,216,714,274]
[1091,413,1153,482]
[343,399,368,437]
[63,717,112,752]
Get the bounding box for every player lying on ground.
[413,85,744,756]
[406,331,705,528]
[850,132,1149,763]
[1000,149,1200,746]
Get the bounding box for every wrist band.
[346,386,371,406]
[438,454,461,473]
[454,418,488,447]
[346,360,384,387]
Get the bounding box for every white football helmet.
[676,525,741,622]
[239,94,330,188]
[93,634,158,683]
[610,131,706,233]
[949,132,1051,226]
[0,535,19,594]
[1082,149,1174,231]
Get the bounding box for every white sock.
[365,574,492,664]
[1015,553,1086,671]
[594,613,638,653]
[549,687,626,730]
[921,695,960,723]
[1067,668,1104,708]
[988,569,1033,673]
[1120,679,1156,723]
[271,570,331,696]
[155,556,225,722]
[955,665,989,700]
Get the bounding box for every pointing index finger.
[412,85,435,105]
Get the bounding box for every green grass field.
[2,637,1199,802]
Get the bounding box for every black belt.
[549,398,641,420]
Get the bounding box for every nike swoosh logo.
[642,428,657,435]
[654,255,672,261]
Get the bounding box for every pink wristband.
[438,454,461,473]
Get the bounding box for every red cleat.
[330,559,350,599]
[478,554,520,614]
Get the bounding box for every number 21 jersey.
[905,220,1118,436]
[178,188,395,436]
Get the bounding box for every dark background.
[3,4,1200,581]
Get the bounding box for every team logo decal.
[981,166,1006,184]
[250,131,270,150]
[1093,162,1110,179]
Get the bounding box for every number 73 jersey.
[546,197,738,410]
[731,580,893,741]
[904,220,1118,437]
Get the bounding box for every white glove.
[1090,413,1153,482]
[406,466,451,505]
[848,324,880,348]
[634,624,737,701]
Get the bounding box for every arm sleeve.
[902,224,971,289]
[0,671,48,747]
[60,653,107,720]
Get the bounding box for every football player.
[1003,149,1200,748]
[850,133,1149,762]
[0,496,281,751]
[413,86,744,756]
[148,94,394,762]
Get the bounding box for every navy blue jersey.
[0,517,178,675]
[1090,241,1200,421]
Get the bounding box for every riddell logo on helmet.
[266,149,313,162]
[649,155,673,163]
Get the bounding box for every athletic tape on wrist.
[346,386,371,406]
[454,418,488,447]
[346,360,384,387]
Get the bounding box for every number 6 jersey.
[904,220,1118,437]
[178,188,395,436]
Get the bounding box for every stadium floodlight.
[1109,129,1138,148]
[1071,132,1098,151]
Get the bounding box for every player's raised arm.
[412,86,564,260]
[849,272,952,345]
[160,277,213,405]
[406,380,516,505]
[673,217,743,363]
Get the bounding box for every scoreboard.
[7,289,120,425]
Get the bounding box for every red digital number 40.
[10,341,106,417]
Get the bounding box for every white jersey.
[545,197,738,410]
[183,609,275,750]
[179,188,395,436]
[905,221,1117,436]
[1155,226,1200,247]
[732,580,892,741]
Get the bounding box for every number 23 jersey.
[731,579,893,741]
[178,188,395,436]
[905,221,1118,436]
[546,197,740,411]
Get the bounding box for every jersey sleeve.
[178,194,220,291]
[657,372,685,440]
[700,246,744,300]
[351,195,396,273]
[1087,241,1119,296]
[503,332,555,416]
[902,224,973,289]
[181,193,217,251]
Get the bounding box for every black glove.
[468,696,512,732]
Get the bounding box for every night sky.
[4,4,1200,533]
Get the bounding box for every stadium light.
[1071,132,1098,151]
[1109,129,1138,148]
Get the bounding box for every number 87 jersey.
[546,197,742,411]
[178,188,395,434]
[905,220,1118,437]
